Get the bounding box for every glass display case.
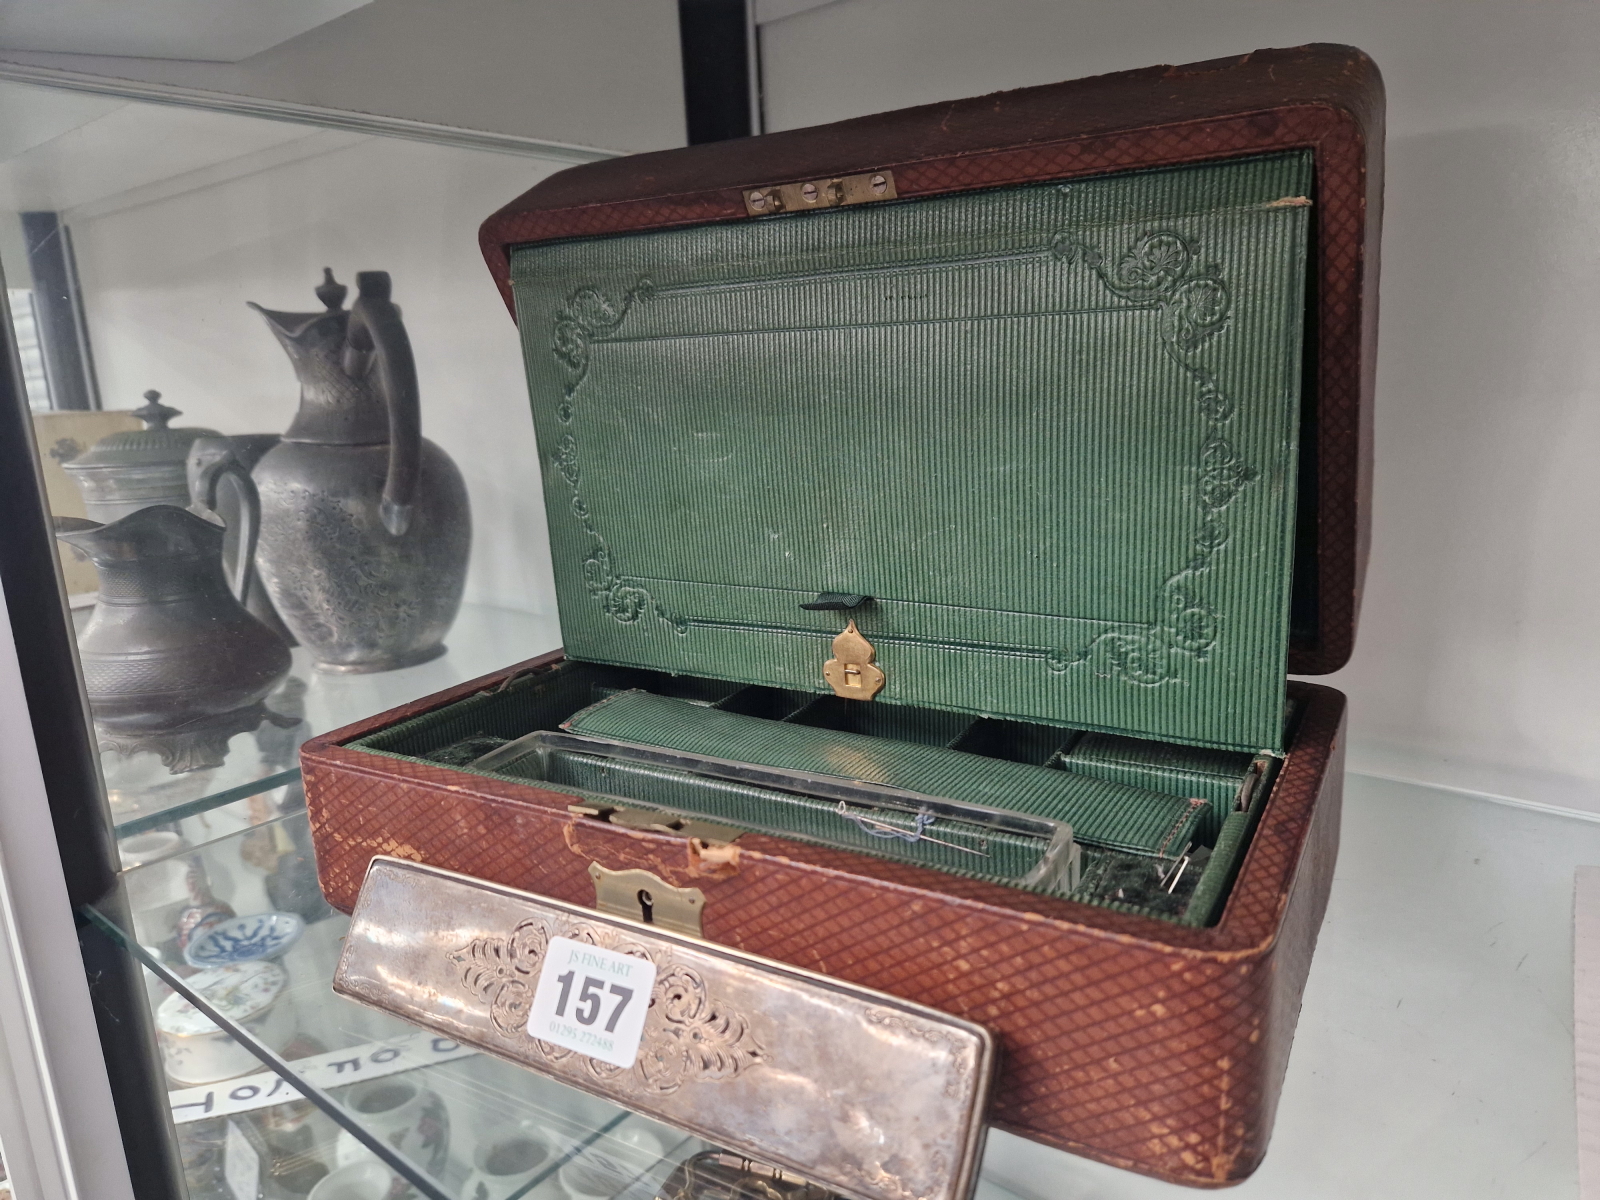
[0,75,577,834]
[0,20,1583,1200]
[92,808,708,1200]
[0,68,742,1200]
[89,798,1021,1200]
[0,52,1012,1200]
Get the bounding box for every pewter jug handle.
[346,271,420,537]
[189,443,261,603]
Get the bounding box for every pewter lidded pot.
[63,390,222,522]
[55,506,292,773]
[249,270,470,673]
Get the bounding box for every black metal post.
[678,0,756,144]
[21,212,100,411]
[0,287,185,1195]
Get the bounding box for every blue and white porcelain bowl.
[183,911,305,968]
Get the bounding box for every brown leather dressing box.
[304,44,1382,1187]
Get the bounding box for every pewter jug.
[249,270,470,673]
[56,506,293,773]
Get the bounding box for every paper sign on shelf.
[168,1029,476,1124]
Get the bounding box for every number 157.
[553,970,634,1033]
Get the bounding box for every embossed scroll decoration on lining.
[1045,228,1257,687]
[451,916,765,1094]
[549,281,686,634]
[547,217,1258,690]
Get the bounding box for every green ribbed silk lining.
[1061,732,1257,839]
[511,152,1312,753]
[564,691,1206,856]
[342,660,1260,922]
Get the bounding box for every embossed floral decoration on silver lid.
[334,857,996,1200]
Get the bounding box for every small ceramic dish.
[309,1160,417,1200]
[183,911,305,968]
[156,960,293,1084]
[458,1122,559,1200]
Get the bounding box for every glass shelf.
[90,804,1034,1200]
[103,603,561,845]
[91,807,710,1200]
[92,803,1048,1200]
[91,752,1594,1200]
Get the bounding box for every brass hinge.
[744,170,897,217]
[1236,754,1277,812]
[823,619,885,700]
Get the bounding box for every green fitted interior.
[353,153,1316,926]
[349,660,1283,925]
[1062,733,1259,840]
[510,151,1312,753]
[530,752,1055,885]
[563,691,1208,857]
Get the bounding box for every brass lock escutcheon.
[589,864,705,938]
[823,620,885,701]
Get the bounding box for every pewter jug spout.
[54,504,225,564]
[248,269,388,446]
[54,505,292,774]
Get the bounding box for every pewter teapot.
[249,270,470,673]
[56,505,292,773]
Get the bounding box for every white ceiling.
[0,82,328,214]
[0,0,372,61]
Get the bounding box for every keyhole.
[636,888,654,924]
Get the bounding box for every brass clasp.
[823,620,885,701]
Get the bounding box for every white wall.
[760,0,1600,815]
[70,126,564,622]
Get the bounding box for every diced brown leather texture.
[305,45,1378,1188]
[303,660,1344,1188]
[480,43,1382,676]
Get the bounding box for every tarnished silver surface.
[334,858,994,1200]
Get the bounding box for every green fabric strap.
[1060,731,1257,839]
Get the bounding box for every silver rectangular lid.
[334,857,995,1200]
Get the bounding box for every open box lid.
[481,45,1382,755]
